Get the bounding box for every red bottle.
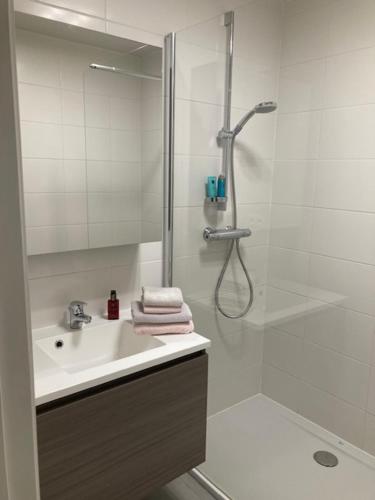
[107,290,119,320]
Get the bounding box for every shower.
[212,101,277,319]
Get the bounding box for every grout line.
[271,201,375,216]
[268,241,375,268]
[263,361,369,413]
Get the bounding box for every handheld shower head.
[233,101,277,136]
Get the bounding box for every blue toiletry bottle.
[217,175,226,197]
[207,176,217,199]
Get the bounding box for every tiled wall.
[262,0,375,455]
[173,0,283,415]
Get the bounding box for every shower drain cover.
[313,451,338,468]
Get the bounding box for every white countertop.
[32,309,210,406]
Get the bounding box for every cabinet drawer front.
[37,353,208,500]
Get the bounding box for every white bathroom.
[1,1,375,499]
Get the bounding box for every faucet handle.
[69,300,87,313]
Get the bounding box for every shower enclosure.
[165,1,375,499]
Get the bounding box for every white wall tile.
[305,302,374,364]
[308,254,375,317]
[262,364,301,412]
[26,225,88,256]
[112,162,141,192]
[60,90,84,126]
[18,83,61,123]
[272,160,316,206]
[232,57,278,112]
[84,93,110,128]
[21,121,63,159]
[175,99,222,157]
[62,126,86,159]
[282,6,331,66]
[86,127,110,160]
[320,106,375,159]
[16,30,61,87]
[25,193,87,226]
[364,413,375,455]
[87,161,112,192]
[110,97,140,130]
[276,112,320,160]
[112,222,141,245]
[328,0,375,55]
[88,193,113,223]
[233,0,283,68]
[175,41,226,106]
[314,160,375,212]
[301,341,370,408]
[278,60,325,113]
[324,47,375,108]
[22,159,65,193]
[264,328,304,378]
[63,160,86,192]
[235,158,274,204]
[298,382,366,448]
[268,247,310,296]
[110,130,141,162]
[270,205,313,251]
[264,286,307,337]
[310,209,375,265]
[366,368,375,415]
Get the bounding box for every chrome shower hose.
[215,136,254,319]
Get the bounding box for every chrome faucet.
[68,301,92,330]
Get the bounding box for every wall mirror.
[14,13,163,255]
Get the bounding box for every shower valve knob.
[203,226,251,242]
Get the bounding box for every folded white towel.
[132,301,192,324]
[142,286,183,308]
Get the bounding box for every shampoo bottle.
[107,290,119,320]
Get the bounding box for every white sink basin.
[32,310,210,405]
[36,321,164,374]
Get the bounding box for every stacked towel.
[132,287,194,335]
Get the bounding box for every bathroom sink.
[36,321,164,374]
[32,310,210,405]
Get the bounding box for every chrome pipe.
[162,33,176,287]
[203,226,251,242]
[221,11,234,185]
[89,63,162,81]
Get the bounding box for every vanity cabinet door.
[37,353,208,500]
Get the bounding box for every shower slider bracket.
[203,226,251,242]
[205,196,227,210]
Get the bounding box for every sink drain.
[313,451,338,468]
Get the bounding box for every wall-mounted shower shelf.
[205,197,227,211]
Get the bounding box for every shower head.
[232,101,277,136]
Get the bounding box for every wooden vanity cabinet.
[36,352,208,500]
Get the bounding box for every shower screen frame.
[162,16,234,500]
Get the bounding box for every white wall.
[0,2,39,498]
[263,0,375,455]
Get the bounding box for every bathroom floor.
[197,394,375,500]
